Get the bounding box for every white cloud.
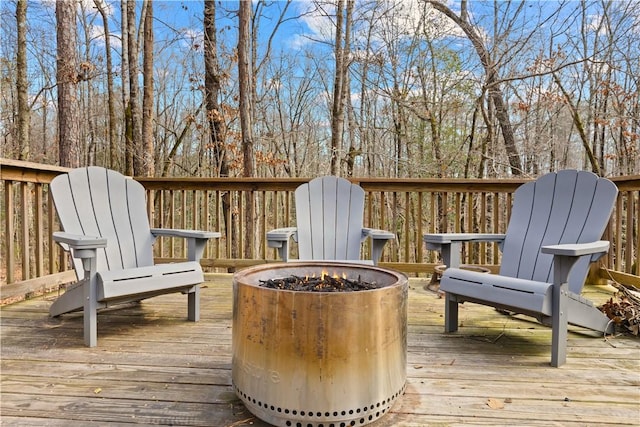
[89,23,123,50]
[289,0,465,51]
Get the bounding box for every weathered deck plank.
[1,274,639,426]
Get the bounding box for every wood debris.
[599,283,640,336]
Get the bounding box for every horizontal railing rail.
[2,158,639,303]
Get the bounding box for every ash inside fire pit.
[259,272,381,292]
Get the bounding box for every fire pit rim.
[234,261,407,293]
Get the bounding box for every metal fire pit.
[232,262,408,427]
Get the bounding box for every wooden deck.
[1,273,639,426]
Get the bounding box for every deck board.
[1,273,639,426]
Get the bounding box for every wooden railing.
[2,158,639,302]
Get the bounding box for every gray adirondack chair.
[266,176,395,264]
[49,167,221,347]
[424,170,617,367]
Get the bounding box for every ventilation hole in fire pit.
[234,383,404,426]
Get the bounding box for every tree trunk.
[142,0,155,176]
[94,0,117,169]
[204,0,233,267]
[343,1,357,177]
[238,1,255,259]
[126,0,142,175]
[330,0,348,176]
[78,2,96,166]
[204,0,227,177]
[121,0,132,174]
[56,0,80,168]
[16,0,30,161]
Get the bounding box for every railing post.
[20,182,30,280]
[5,181,15,284]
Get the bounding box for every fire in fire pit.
[259,270,381,292]
[232,262,408,427]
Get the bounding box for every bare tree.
[329,0,352,175]
[141,0,154,176]
[56,0,80,167]
[5,0,638,179]
[425,0,523,175]
[125,0,142,175]
[204,0,228,178]
[16,0,30,160]
[77,1,98,165]
[552,72,601,175]
[203,0,234,262]
[93,0,118,169]
[120,0,131,172]
[238,0,255,258]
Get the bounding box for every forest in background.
[1,0,639,179]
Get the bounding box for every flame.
[320,269,346,280]
[303,269,349,283]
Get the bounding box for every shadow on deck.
[1,274,639,426]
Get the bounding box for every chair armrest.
[53,232,107,274]
[542,241,610,290]
[53,231,107,251]
[362,228,396,240]
[266,227,297,244]
[423,233,506,269]
[362,228,395,265]
[266,227,298,262]
[424,233,506,246]
[541,241,610,258]
[150,228,221,262]
[150,228,220,239]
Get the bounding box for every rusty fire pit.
[232,262,408,427]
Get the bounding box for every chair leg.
[188,285,200,322]
[444,293,459,333]
[84,278,98,347]
[551,283,569,367]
